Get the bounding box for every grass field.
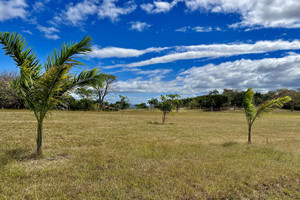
[0,109,299,199]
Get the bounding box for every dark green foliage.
[148,98,159,110]
[181,98,193,107]
[70,98,95,111]
[189,99,200,109]
[173,99,182,112]
[117,95,130,111]
[194,94,228,111]
[136,103,148,109]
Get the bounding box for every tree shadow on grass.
[0,148,35,167]
[221,141,239,147]
[147,121,161,125]
[147,121,175,125]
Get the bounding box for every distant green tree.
[173,99,182,112]
[181,98,192,108]
[75,87,95,100]
[135,102,147,109]
[203,94,228,111]
[243,87,291,144]
[166,94,180,100]
[223,89,234,108]
[189,99,199,109]
[276,89,299,111]
[158,95,173,124]
[148,98,159,111]
[166,94,181,112]
[94,73,117,111]
[209,89,219,95]
[0,32,101,155]
[232,90,246,109]
[118,95,130,111]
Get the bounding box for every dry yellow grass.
[0,109,299,199]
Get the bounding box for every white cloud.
[104,40,300,68]
[184,0,300,28]
[111,68,172,78]
[54,0,136,26]
[114,55,300,94]
[0,0,27,21]
[141,0,182,14]
[193,26,212,32]
[129,21,151,32]
[97,0,136,22]
[22,30,32,35]
[33,0,50,13]
[136,68,172,77]
[115,76,179,93]
[37,25,60,40]
[53,0,97,26]
[177,54,300,92]
[175,26,190,32]
[65,0,97,26]
[90,46,169,58]
[175,26,219,32]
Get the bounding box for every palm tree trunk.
[248,125,252,144]
[35,118,44,155]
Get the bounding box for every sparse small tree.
[94,74,116,111]
[158,95,173,124]
[167,94,181,112]
[243,87,291,144]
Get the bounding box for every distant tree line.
[1,70,300,111]
[179,89,300,111]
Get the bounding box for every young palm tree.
[0,31,102,155]
[243,87,291,144]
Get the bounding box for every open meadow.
[0,109,299,199]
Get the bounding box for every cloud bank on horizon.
[0,0,300,103]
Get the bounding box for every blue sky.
[0,0,300,104]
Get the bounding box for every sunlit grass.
[0,109,299,199]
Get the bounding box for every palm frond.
[73,67,102,87]
[39,65,72,109]
[256,96,292,118]
[243,87,257,123]
[55,67,101,97]
[0,32,41,78]
[44,36,92,71]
